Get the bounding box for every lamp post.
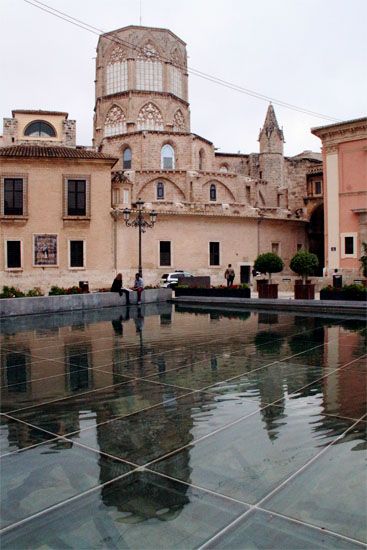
[122,198,157,277]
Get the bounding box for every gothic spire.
[259,103,284,142]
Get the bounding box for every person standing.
[110,273,130,305]
[224,264,235,287]
[133,273,144,304]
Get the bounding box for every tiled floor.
[0,303,366,548]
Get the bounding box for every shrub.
[290,250,319,284]
[49,285,81,296]
[320,284,367,301]
[254,253,284,283]
[0,286,25,298]
[26,287,44,297]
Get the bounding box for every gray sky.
[1,0,366,155]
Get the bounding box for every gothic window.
[137,103,164,131]
[123,147,132,169]
[24,120,56,137]
[104,105,126,136]
[219,164,228,173]
[169,66,182,98]
[210,183,217,201]
[161,144,175,170]
[106,61,128,95]
[136,43,162,91]
[157,181,164,199]
[173,110,185,132]
[199,149,205,170]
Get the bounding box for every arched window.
[199,149,205,170]
[104,105,126,136]
[219,164,228,173]
[136,43,163,91]
[157,181,164,200]
[161,144,175,170]
[106,45,128,94]
[24,121,56,138]
[210,184,217,201]
[137,103,164,131]
[123,147,132,169]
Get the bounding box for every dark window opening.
[68,180,86,216]
[6,353,27,392]
[157,181,164,200]
[345,236,354,255]
[160,241,171,266]
[315,181,322,195]
[123,147,132,169]
[4,178,23,215]
[210,241,220,266]
[24,120,56,137]
[210,184,216,201]
[70,241,84,267]
[7,241,21,268]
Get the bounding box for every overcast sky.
[1,0,366,155]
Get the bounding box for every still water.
[1,303,366,548]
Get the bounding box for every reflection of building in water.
[323,325,366,420]
[101,471,190,523]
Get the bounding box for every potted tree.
[289,250,319,299]
[253,253,284,298]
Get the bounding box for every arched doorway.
[308,204,324,276]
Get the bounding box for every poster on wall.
[34,234,58,266]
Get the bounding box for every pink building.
[312,118,367,280]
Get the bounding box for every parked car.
[160,271,194,288]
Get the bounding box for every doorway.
[240,265,251,284]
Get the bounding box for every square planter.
[294,284,315,300]
[175,288,250,298]
[256,279,268,292]
[258,283,278,299]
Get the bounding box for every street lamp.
[122,198,157,277]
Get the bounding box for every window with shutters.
[1,176,28,217]
[63,176,90,218]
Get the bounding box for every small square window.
[6,241,21,268]
[344,236,354,255]
[209,242,220,266]
[70,241,84,268]
[315,181,322,195]
[160,241,171,266]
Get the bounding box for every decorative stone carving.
[171,47,182,67]
[109,45,127,64]
[173,110,185,131]
[104,105,126,136]
[105,105,125,125]
[137,103,164,130]
[139,42,159,59]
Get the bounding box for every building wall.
[0,158,115,292]
[312,118,367,278]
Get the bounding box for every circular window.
[24,121,56,138]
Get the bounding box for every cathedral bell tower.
[258,104,285,187]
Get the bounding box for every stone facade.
[0,25,328,291]
[96,26,323,286]
[312,118,367,279]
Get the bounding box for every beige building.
[1,25,327,292]
[0,110,117,292]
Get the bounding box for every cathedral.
[0,25,327,291]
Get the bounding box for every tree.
[254,253,284,283]
[360,242,367,278]
[289,250,319,284]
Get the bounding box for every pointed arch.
[203,180,236,202]
[106,45,128,95]
[138,177,186,201]
[173,109,185,132]
[136,39,163,91]
[104,105,126,136]
[161,144,175,170]
[137,102,164,131]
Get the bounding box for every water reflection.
[0,304,366,544]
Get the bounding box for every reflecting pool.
[0,303,366,548]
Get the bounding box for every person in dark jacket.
[111,273,130,305]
